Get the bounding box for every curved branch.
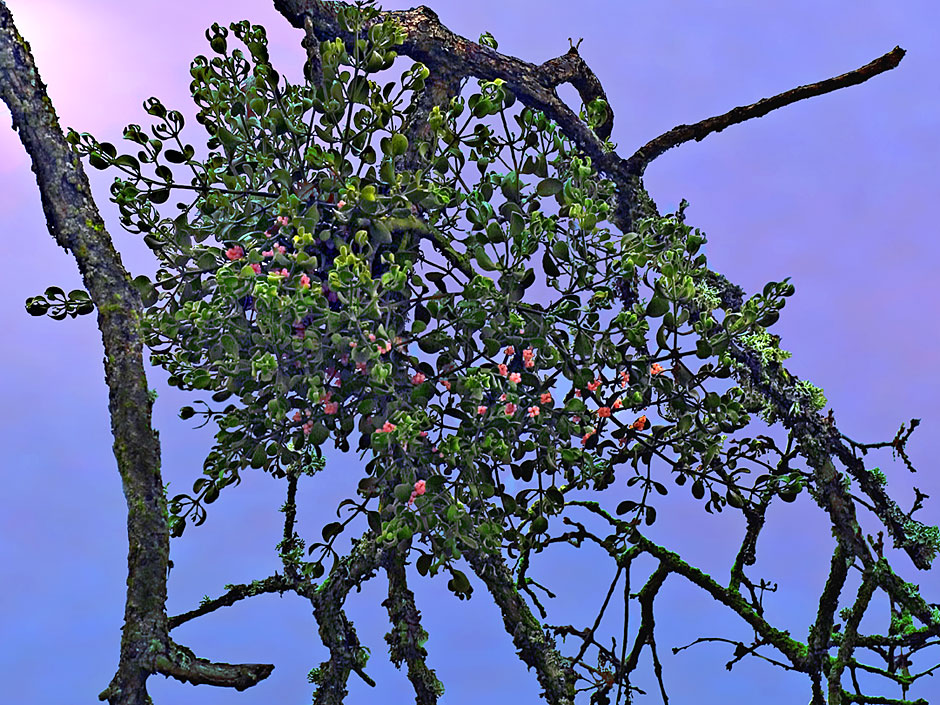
[154,640,274,691]
[624,46,905,175]
[273,1,627,208]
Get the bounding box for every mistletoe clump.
[17,0,937,702]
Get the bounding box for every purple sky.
[2,1,938,703]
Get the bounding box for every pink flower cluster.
[522,347,536,369]
[262,244,287,258]
[496,364,522,385]
[408,479,426,505]
[292,408,315,435]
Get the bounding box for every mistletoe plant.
[11,0,939,702]
[59,7,798,587]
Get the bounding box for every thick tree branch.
[154,640,274,691]
[298,531,385,702]
[624,46,905,175]
[271,0,641,219]
[808,543,853,687]
[0,6,166,704]
[0,6,277,702]
[458,531,579,705]
[381,543,445,703]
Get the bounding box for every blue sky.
[1,1,938,703]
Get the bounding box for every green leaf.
[394,483,413,502]
[321,521,343,542]
[149,188,170,204]
[220,334,239,356]
[483,337,500,357]
[645,294,669,318]
[696,339,712,358]
[164,149,186,164]
[485,221,504,243]
[131,275,158,307]
[450,568,471,592]
[113,154,141,172]
[473,246,498,271]
[308,422,330,446]
[367,510,382,534]
[508,211,524,239]
[415,303,431,325]
[542,249,559,277]
[574,331,593,357]
[416,553,432,576]
[390,132,409,156]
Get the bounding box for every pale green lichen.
[740,329,792,367]
[692,280,722,312]
[890,608,914,636]
[788,379,827,416]
[901,522,940,565]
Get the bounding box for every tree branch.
[381,542,445,703]
[154,640,274,691]
[458,531,579,705]
[168,574,296,629]
[298,530,385,702]
[624,46,905,175]
[0,7,174,704]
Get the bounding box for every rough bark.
[0,4,274,703]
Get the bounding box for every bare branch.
[459,531,580,705]
[168,574,295,629]
[625,46,905,175]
